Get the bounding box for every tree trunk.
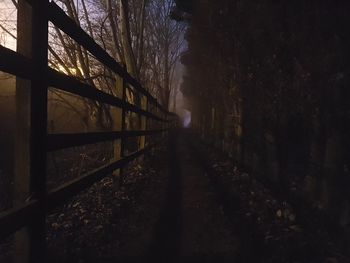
[119,0,138,79]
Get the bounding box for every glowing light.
[55,64,83,76]
[183,110,191,128]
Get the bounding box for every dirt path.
[176,132,238,262]
[146,131,238,262]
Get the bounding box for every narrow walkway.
[147,131,238,262]
[85,130,240,263]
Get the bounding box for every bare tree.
[143,0,185,109]
[1,0,183,128]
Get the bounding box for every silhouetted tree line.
[175,0,350,229]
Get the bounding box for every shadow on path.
[147,129,239,262]
[147,130,183,263]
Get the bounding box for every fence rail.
[0,0,177,261]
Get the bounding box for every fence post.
[162,112,166,139]
[29,0,49,262]
[15,1,32,261]
[112,71,125,186]
[139,95,147,150]
[119,78,126,185]
[149,102,155,152]
[15,1,49,262]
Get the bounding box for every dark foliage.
[176,0,350,251]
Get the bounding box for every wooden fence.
[0,0,177,262]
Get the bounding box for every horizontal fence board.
[0,144,154,238]
[47,145,151,210]
[0,46,166,120]
[48,69,166,122]
[0,46,168,121]
[0,46,172,118]
[0,201,39,239]
[0,45,32,79]
[47,129,165,151]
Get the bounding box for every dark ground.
[46,130,240,263]
[2,129,348,262]
[47,129,349,263]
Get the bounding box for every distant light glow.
[183,110,191,127]
[55,64,83,76]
